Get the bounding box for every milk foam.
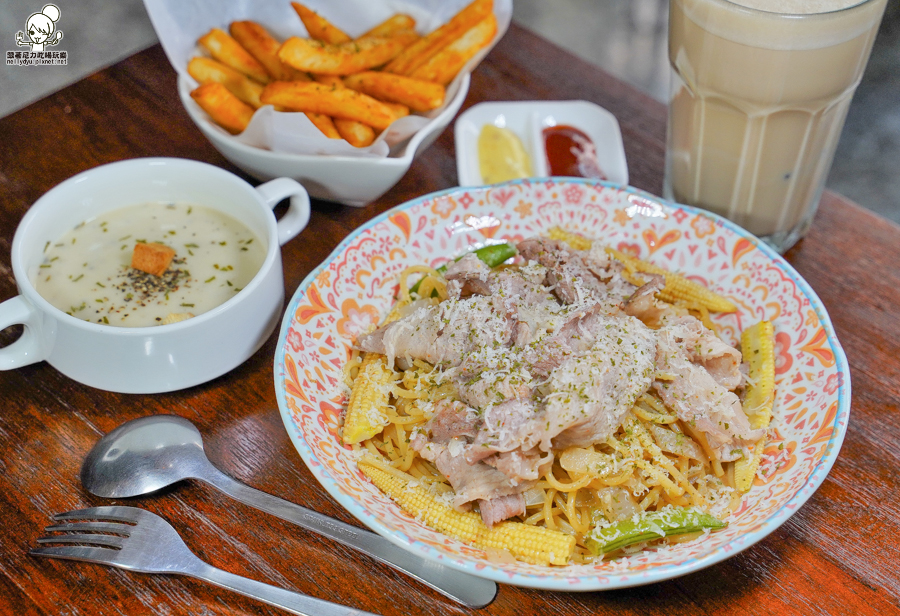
[730,0,864,14]
[679,0,885,49]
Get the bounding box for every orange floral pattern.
[336,298,380,340]
[690,213,717,239]
[274,179,849,590]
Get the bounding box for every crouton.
[132,242,175,277]
[160,312,194,325]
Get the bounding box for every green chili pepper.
[410,242,518,295]
[585,507,726,555]
[460,242,519,269]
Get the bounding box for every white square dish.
[454,100,628,187]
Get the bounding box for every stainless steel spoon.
[80,414,497,608]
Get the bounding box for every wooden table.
[2,24,899,616]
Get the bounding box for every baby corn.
[606,247,737,313]
[735,320,776,492]
[546,226,593,251]
[546,226,736,313]
[360,460,575,565]
[342,354,394,445]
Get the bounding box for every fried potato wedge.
[309,75,377,146]
[361,14,417,38]
[261,81,396,130]
[312,75,409,121]
[305,112,341,138]
[342,71,444,112]
[189,4,492,142]
[198,28,270,84]
[381,100,411,121]
[291,2,352,44]
[384,0,492,76]
[312,73,344,87]
[278,32,418,76]
[229,21,305,81]
[188,57,264,109]
[191,82,255,134]
[334,118,376,147]
[409,13,497,85]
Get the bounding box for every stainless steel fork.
[31,506,378,616]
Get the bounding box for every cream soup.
[34,202,266,327]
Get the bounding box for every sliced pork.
[418,439,535,510]
[468,398,543,462]
[543,320,657,449]
[653,316,763,461]
[411,401,537,516]
[623,273,675,327]
[444,253,492,297]
[415,313,657,484]
[455,367,534,411]
[483,448,553,482]
[426,400,479,442]
[356,294,516,369]
[659,316,743,390]
[446,253,557,307]
[478,494,526,529]
[517,237,602,304]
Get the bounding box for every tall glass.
[663,0,887,253]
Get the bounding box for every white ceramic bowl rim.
[274,178,850,589]
[12,158,281,335]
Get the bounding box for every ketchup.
[543,125,606,180]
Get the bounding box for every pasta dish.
[342,227,774,565]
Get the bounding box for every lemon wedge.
[477,124,533,184]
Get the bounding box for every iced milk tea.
[664,0,887,252]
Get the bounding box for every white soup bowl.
[0,157,310,393]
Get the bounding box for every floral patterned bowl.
[273,178,849,590]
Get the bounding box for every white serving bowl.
[0,158,310,393]
[148,0,513,207]
[179,73,470,208]
[455,100,629,187]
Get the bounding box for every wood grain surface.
[1,24,899,616]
